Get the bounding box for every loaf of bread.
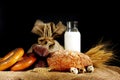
[47,50,93,72]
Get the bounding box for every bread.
[47,50,93,72]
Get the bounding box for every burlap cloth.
[0,66,120,80]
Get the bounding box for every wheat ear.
[85,44,113,68]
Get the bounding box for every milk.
[64,32,81,52]
[64,21,81,52]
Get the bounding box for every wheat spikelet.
[85,44,113,68]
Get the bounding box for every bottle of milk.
[64,21,81,52]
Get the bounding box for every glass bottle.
[64,21,81,52]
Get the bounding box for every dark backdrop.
[0,1,120,66]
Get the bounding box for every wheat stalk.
[85,44,113,68]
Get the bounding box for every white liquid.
[64,32,81,52]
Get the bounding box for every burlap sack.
[28,20,66,53]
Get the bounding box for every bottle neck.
[66,21,79,32]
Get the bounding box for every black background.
[0,1,120,66]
